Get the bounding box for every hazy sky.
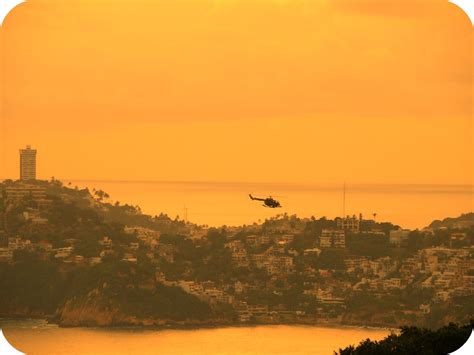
[0,0,472,184]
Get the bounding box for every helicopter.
[249,194,282,208]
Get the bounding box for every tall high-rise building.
[20,145,37,181]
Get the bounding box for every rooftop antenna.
[183,204,188,223]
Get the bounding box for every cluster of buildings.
[0,237,51,263]
[226,234,295,274]
[320,229,346,248]
[0,226,162,265]
[1,192,472,324]
[416,247,473,301]
[0,183,51,236]
[1,145,473,325]
[165,279,235,305]
[225,230,472,322]
[182,227,472,322]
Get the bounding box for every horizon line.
[2,177,473,189]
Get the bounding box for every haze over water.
[2,319,391,355]
[67,180,473,230]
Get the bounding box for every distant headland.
[0,179,473,329]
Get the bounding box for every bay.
[1,319,392,355]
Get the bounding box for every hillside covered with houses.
[0,179,473,328]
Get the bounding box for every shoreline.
[0,316,398,333]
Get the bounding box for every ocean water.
[1,319,391,355]
[66,180,473,229]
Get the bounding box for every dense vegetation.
[0,250,213,322]
[337,321,473,354]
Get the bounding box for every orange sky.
[0,0,472,184]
